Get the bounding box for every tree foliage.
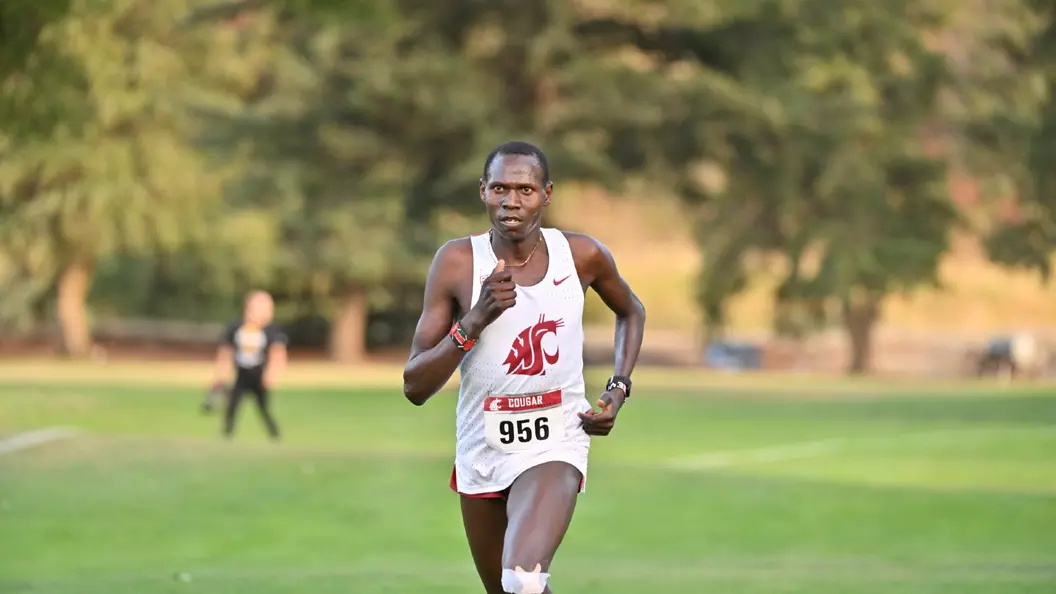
[564,0,961,372]
[0,0,77,139]
[978,0,1056,278]
[187,0,646,359]
[0,0,1052,370]
[0,0,227,355]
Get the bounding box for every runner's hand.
[463,260,515,336]
[577,389,625,436]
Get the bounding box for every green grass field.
[1,365,1055,593]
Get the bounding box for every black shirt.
[222,321,288,372]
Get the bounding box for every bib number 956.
[498,417,550,445]
[483,391,565,452]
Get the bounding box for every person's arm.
[212,324,236,385]
[403,240,515,405]
[402,242,470,406]
[264,329,288,388]
[570,234,646,435]
[590,240,646,403]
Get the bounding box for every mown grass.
[1,365,1053,593]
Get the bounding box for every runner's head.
[480,141,552,242]
[243,290,274,326]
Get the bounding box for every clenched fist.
[462,260,515,336]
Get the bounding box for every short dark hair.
[482,140,550,184]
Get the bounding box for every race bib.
[484,389,566,452]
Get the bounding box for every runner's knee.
[501,563,549,594]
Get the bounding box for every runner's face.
[480,154,551,241]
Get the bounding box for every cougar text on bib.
[484,389,566,452]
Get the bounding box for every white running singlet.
[452,228,593,495]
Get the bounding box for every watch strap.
[606,375,632,399]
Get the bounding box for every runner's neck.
[490,228,543,265]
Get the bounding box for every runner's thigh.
[503,461,581,572]
[460,495,508,594]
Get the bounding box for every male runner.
[403,141,646,594]
[209,290,287,440]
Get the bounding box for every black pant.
[224,369,280,439]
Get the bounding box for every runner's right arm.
[404,241,514,405]
[402,242,471,405]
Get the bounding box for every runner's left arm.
[573,234,646,405]
[264,328,288,388]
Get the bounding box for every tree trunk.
[329,287,368,363]
[56,257,94,358]
[842,294,880,375]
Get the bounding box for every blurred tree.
[88,8,287,325]
[965,0,1056,278]
[0,0,227,357]
[165,0,1046,373]
[187,6,460,361]
[0,0,76,140]
[189,0,633,361]
[1024,1,1056,272]
[571,0,959,373]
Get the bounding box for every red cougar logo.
[503,315,564,376]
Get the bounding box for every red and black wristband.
[448,321,476,352]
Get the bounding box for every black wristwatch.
[606,375,632,400]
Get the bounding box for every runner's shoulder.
[430,236,475,279]
[560,231,610,265]
[434,236,473,263]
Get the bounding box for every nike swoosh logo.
[554,275,572,286]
